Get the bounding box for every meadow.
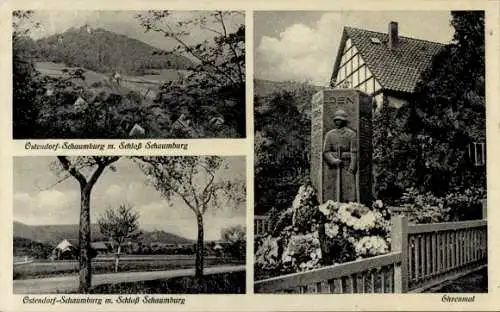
[13,254,244,280]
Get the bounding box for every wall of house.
[332,38,382,96]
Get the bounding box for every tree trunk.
[195,213,204,279]
[78,187,92,293]
[115,245,121,273]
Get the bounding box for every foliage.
[53,156,120,293]
[13,237,52,259]
[398,188,451,224]
[397,186,484,223]
[137,11,246,138]
[13,11,244,139]
[221,225,246,260]
[444,186,485,220]
[97,204,142,272]
[12,11,45,139]
[372,12,485,216]
[135,156,245,278]
[33,26,192,75]
[255,184,391,279]
[254,84,317,215]
[87,271,246,294]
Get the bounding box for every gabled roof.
[55,239,76,252]
[331,26,445,93]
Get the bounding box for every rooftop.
[332,26,446,93]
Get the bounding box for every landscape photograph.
[253,11,486,294]
[13,156,247,294]
[13,10,246,139]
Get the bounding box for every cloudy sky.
[254,11,455,86]
[14,156,246,241]
[24,10,244,51]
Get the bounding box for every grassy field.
[88,271,246,294]
[14,255,244,280]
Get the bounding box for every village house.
[330,21,444,111]
[329,21,485,166]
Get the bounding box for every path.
[14,264,245,294]
[432,267,487,293]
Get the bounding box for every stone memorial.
[311,89,373,205]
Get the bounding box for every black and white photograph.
[13,156,246,294]
[13,10,245,139]
[253,11,487,294]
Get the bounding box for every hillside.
[254,79,324,98]
[30,25,193,75]
[254,79,324,117]
[13,221,192,247]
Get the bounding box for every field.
[34,62,184,100]
[87,271,246,294]
[13,255,244,280]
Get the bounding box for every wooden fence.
[255,215,271,236]
[254,215,487,293]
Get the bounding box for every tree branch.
[87,156,120,189]
[57,156,87,187]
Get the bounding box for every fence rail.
[254,215,487,294]
[255,252,401,293]
[407,219,487,292]
[255,215,271,236]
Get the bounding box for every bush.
[87,271,246,294]
[398,188,451,224]
[397,186,485,223]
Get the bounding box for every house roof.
[55,239,76,252]
[331,26,445,93]
[90,242,108,250]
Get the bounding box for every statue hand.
[324,152,341,167]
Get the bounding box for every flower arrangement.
[255,183,392,279]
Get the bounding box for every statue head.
[333,109,348,129]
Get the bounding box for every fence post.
[392,215,408,293]
[482,199,487,220]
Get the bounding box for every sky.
[13,156,246,241]
[23,10,244,51]
[254,11,455,86]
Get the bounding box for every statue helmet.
[333,109,348,121]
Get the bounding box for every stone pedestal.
[311,89,373,205]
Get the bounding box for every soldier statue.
[323,109,358,202]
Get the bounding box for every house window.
[469,142,486,166]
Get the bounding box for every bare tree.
[135,156,245,279]
[97,204,141,272]
[53,156,120,293]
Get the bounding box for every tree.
[12,11,44,139]
[373,11,485,206]
[135,156,245,279]
[254,85,316,215]
[220,225,246,260]
[97,204,141,272]
[53,156,120,292]
[137,11,245,138]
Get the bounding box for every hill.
[254,79,324,98]
[30,25,193,75]
[13,221,192,247]
[254,79,325,117]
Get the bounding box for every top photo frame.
[12,10,246,139]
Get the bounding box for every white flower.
[325,223,340,238]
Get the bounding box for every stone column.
[310,89,373,205]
